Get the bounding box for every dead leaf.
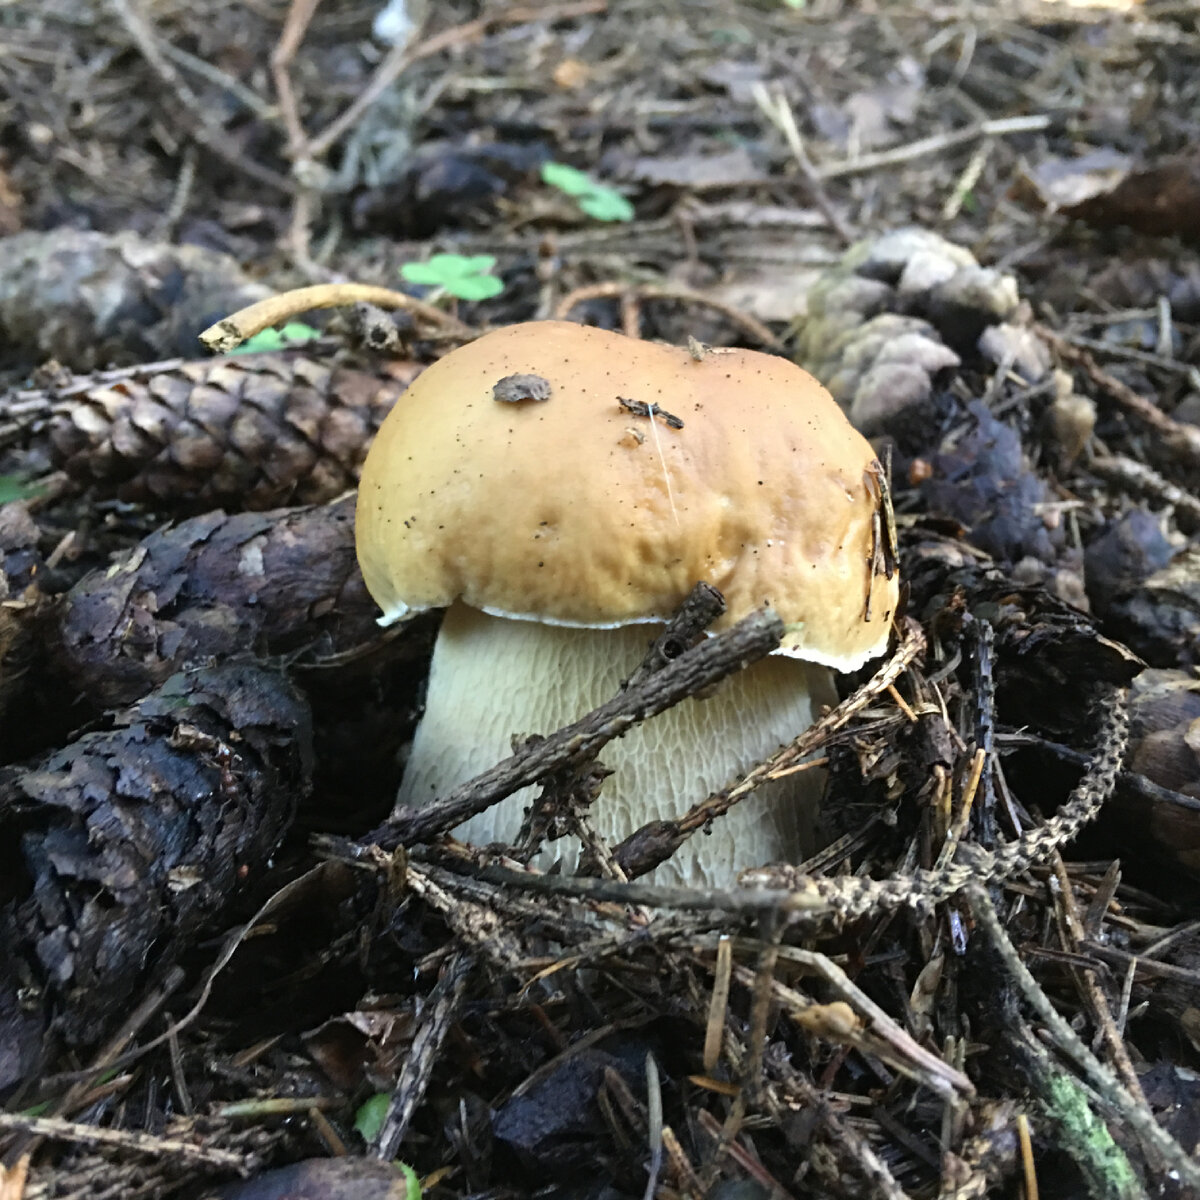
[1013,148,1133,210]
[624,147,764,189]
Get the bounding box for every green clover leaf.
[233,322,321,354]
[400,253,504,301]
[540,162,599,197]
[578,190,635,222]
[445,272,505,301]
[541,161,634,223]
[354,1092,390,1143]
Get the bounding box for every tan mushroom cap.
[356,321,898,671]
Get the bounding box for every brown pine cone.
[0,663,311,1056]
[0,501,44,738]
[0,229,274,369]
[55,495,379,708]
[42,352,421,512]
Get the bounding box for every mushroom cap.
[356,321,898,671]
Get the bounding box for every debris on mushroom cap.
[493,372,552,404]
[355,321,899,672]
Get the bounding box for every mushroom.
[355,321,898,886]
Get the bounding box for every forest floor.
[1,2,1200,1198]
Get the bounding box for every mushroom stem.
[396,603,836,887]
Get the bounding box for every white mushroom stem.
[395,602,837,888]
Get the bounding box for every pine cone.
[0,229,274,369]
[43,353,419,512]
[0,501,44,735]
[0,663,311,1051]
[795,228,1021,444]
[55,495,378,707]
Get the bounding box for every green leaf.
[397,1162,422,1199]
[541,161,634,222]
[400,261,449,286]
[430,253,496,277]
[0,474,47,505]
[354,1092,390,1143]
[279,321,321,342]
[578,189,635,222]
[540,161,599,197]
[234,322,320,354]
[444,273,505,301]
[400,254,505,300]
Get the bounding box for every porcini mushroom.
[355,321,897,886]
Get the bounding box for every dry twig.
[1037,324,1200,470]
[554,281,784,350]
[969,882,1200,1192]
[199,283,473,353]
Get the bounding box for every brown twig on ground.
[815,115,1051,180]
[464,681,1128,926]
[622,582,727,690]
[107,0,295,195]
[728,951,973,1100]
[554,281,785,350]
[750,82,856,246]
[199,284,473,352]
[349,607,785,852]
[615,617,926,878]
[715,1011,914,1200]
[1089,453,1200,533]
[1047,852,1147,1102]
[969,881,1200,1193]
[0,1112,245,1173]
[373,953,474,1161]
[1037,324,1200,470]
[271,0,323,162]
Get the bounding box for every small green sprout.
[353,1094,422,1195]
[398,1163,422,1199]
[0,474,47,505]
[541,162,634,222]
[354,1091,390,1143]
[400,253,504,302]
[233,322,322,354]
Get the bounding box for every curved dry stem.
[554,281,784,351]
[199,283,475,353]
